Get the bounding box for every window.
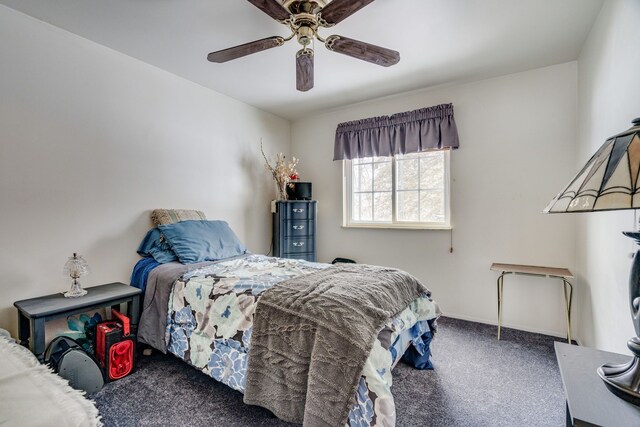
[343,150,451,229]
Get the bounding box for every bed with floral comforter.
[140,255,439,427]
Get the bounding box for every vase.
[277,181,288,200]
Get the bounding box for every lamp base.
[64,288,88,298]
[597,337,640,406]
[64,279,88,298]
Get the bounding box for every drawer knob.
[293,242,305,247]
[293,208,305,213]
[293,225,305,230]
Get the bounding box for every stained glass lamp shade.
[63,253,89,298]
[544,118,640,406]
[544,118,640,213]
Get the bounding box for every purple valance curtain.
[333,103,459,161]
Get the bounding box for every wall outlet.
[270,200,276,213]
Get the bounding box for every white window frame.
[342,150,451,230]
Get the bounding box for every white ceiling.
[1,0,603,120]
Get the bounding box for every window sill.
[342,223,452,231]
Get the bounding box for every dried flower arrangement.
[261,141,299,200]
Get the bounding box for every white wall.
[292,63,578,337]
[0,6,290,335]
[576,0,640,353]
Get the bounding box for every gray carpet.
[92,317,566,426]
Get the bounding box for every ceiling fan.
[207,0,400,92]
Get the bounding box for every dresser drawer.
[284,237,313,253]
[283,202,315,220]
[282,252,316,262]
[283,220,313,237]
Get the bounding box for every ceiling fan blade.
[296,50,314,92]
[318,0,375,26]
[325,35,399,67]
[207,36,285,63]
[247,0,291,22]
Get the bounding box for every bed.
[0,332,102,427]
[133,210,440,427]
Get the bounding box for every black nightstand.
[555,342,640,426]
[14,282,142,362]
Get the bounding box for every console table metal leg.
[563,279,573,344]
[497,273,504,340]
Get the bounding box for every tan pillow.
[151,209,206,226]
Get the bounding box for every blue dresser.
[273,200,317,262]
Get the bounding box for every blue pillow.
[137,228,178,263]
[158,220,247,264]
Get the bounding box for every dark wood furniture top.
[555,342,640,426]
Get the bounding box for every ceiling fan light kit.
[208,0,400,92]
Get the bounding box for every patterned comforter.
[161,255,438,427]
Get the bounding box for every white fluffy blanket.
[0,335,102,427]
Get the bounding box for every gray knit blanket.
[243,263,428,426]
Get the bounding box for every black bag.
[331,257,356,264]
[44,336,104,393]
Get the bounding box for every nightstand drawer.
[283,202,315,220]
[284,237,313,253]
[284,220,313,237]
